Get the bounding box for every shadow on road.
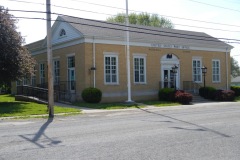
[137,107,231,138]
[20,118,62,148]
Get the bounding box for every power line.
[188,0,240,13]
[12,15,240,45]
[5,0,240,29]
[6,8,240,42]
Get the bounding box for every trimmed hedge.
[230,86,240,96]
[158,88,175,101]
[81,87,102,103]
[199,86,216,99]
[175,90,193,104]
[215,90,235,101]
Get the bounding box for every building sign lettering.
[151,43,190,50]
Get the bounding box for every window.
[40,63,45,84]
[212,60,220,82]
[31,66,36,86]
[23,77,29,85]
[53,60,60,85]
[134,55,146,83]
[104,54,118,84]
[59,29,66,37]
[16,80,22,86]
[192,59,202,82]
[67,56,75,91]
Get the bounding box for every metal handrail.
[183,81,202,94]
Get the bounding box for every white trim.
[133,55,147,84]
[30,37,230,56]
[212,59,221,83]
[133,53,147,57]
[66,53,75,57]
[104,54,119,85]
[52,56,60,60]
[103,52,119,56]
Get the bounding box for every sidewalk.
[55,101,240,114]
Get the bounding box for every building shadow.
[136,107,231,138]
[20,118,62,148]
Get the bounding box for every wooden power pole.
[46,0,54,118]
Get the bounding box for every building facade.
[12,16,233,102]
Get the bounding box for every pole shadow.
[20,118,62,148]
[136,107,231,138]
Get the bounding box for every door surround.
[161,54,180,89]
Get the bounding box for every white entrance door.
[161,54,180,89]
[163,69,174,88]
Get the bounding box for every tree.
[106,13,174,29]
[231,56,240,77]
[0,6,35,85]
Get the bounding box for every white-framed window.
[31,66,36,86]
[212,59,221,82]
[192,59,202,82]
[23,77,29,85]
[53,60,60,85]
[104,54,118,84]
[39,63,45,84]
[67,56,75,91]
[16,80,22,86]
[134,55,146,83]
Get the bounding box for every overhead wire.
[6,8,240,43]
[4,0,240,29]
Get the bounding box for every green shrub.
[199,86,216,99]
[215,90,235,101]
[81,87,102,103]
[230,86,240,96]
[158,88,175,101]
[175,91,193,104]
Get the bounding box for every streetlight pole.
[172,65,178,90]
[201,66,207,88]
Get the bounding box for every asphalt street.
[0,102,240,160]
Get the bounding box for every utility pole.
[126,0,132,102]
[46,0,54,118]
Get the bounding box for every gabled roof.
[60,16,233,50]
[26,16,233,52]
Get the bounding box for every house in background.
[231,76,240,86]
[12,16,233,102]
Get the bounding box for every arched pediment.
[161,54,179,61]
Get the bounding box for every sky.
[2,0,240,62]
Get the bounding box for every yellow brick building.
[12,16,233,103]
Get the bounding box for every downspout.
[93,36,96,88]
[226,47,229,89]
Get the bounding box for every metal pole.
[126,0,132,102]
[46,0,54,118]
[203,74,206,88]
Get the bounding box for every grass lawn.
[73,100,181,109]
[73,102,144,110]
[0,94,81,118]
[140,101,181,107]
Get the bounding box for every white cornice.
[30,36,231,56]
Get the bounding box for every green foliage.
[199,86,216,99]
[215,90,235,101]
[231,56,240,78]
[81,87,102,103]
[230,86,240,96]
[174,90,193,104]
[0,6,36,84]
[158,88,175,101]
[106,12,174,29]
